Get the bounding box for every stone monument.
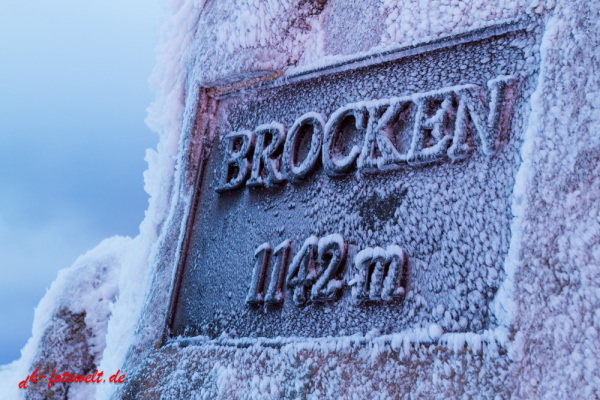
[4,0,600,399]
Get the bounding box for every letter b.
[215,130,255,192]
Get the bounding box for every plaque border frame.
[163,16,537,348]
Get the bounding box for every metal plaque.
[167,19,539,340]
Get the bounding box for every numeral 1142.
[246,234,406,307]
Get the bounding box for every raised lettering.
[454,75,518,156]
[245,242,272,305]
[215,75,519,192]
[286,236,319,306]
[311,234,347,302]
[215,130,254,192]
[264,239,291,306]
[247,123,287,187]
[282,112,325,181]
[358,98,414,170]
[349,245,406,301]
[322,104,367,176]
[407,90,456,165]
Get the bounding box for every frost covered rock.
[2,0,600,399]
[0,237,130,400]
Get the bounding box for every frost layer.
[1,0,599,398]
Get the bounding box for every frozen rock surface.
[1,0,599,399]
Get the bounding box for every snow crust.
[120,327,511,399]
[506,1,600,396]
[0,0,207,397]
[0,236,131,400]
[2,0,599,398]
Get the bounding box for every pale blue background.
[0,0,160,364]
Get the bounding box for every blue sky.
[0,1,160,364]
